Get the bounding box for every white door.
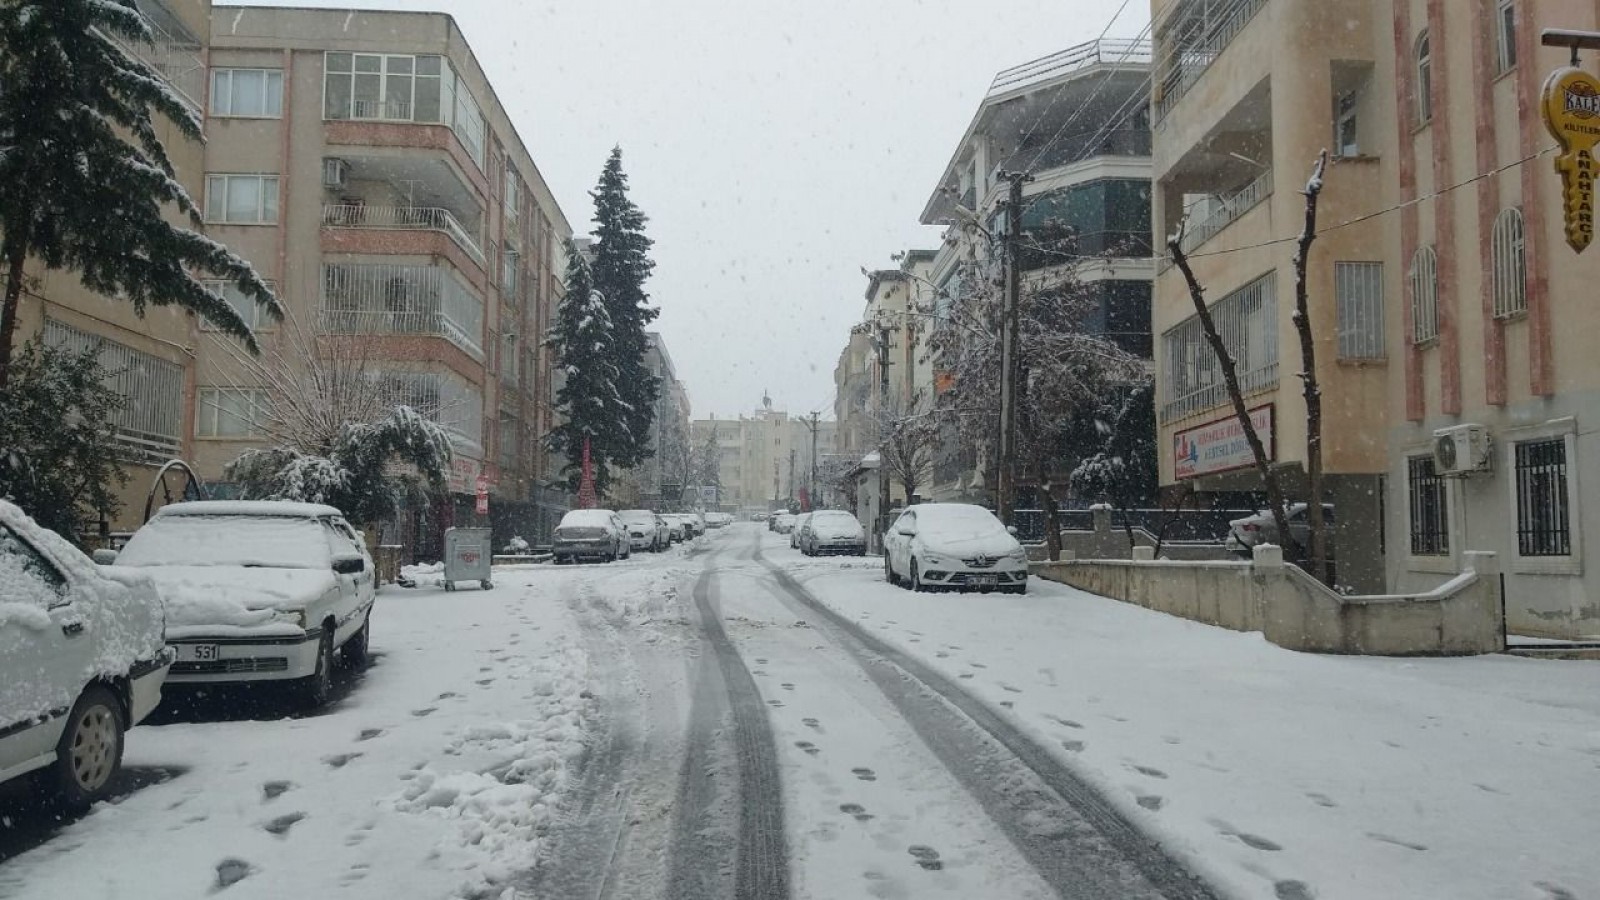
[320,518,366,645]
[0,524,92,777]
[888,511,915,574]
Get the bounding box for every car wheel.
[910,560,924,592]
[343,611,371,667]
[884,554,899,585]
[297,630,335,709]
[44,685,124,809]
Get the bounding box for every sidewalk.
[794,565,1600,900]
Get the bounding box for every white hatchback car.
[883,503,1029,594]
[112,501,375,708]
[0,500,172,807]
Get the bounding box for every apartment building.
[612,332,691,508]
[921,37,1156,506]
[1377,0,1599,638]
[192,6,572,554]
[691,399,832,513]
[1150,0,1388,590]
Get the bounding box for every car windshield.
[117,515,331,569]
[915,507,1009,539]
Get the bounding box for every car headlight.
[1008,549,1028,562]
[275,608,308,629]
[923,554,945,566]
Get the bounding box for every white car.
[883,503,1029,594]
[772,513,797,534]
[790,513,814,549]
[552,509,630,563]
[112,501,375,708]
[618,509,668,552]
[1,500,172,808]
[662,514,690,543]
[802,510,867,555]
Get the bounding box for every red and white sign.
[1173,405,1274,479]
[474,473,490,516]
[448,456,482,494]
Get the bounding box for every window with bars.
[1410,245,1438,344]
[196,387,269,438]
[1407,455,1449,556]
[1515,437,1570,557]
[1160,272,1277,421]
[1335,261,1385,359]
[43,319,184,463]
[1491,208,1527,317]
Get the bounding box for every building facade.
[612,332,691,508]
[193,6,572,555]
[691,399,833,514]
[1150,0,1388,590]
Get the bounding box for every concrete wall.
[1035,545,1503,656]
[1029,507,1234,562]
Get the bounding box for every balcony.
[109,1,205,113]
[319,262,485,360]
[989,37,1153,99]
[1154,0,1269,122]
[1178,167,1273,254]
[321,204,485,264]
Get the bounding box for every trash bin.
[442,527,493,591]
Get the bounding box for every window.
[452,80,487,169]
[320,262,485,359]
[1409,245,1438,344]
[204,174,279,224]
[1407,455,1449,556]
[196,387,269,438]
[1415,31,1433,125]
[1491,208,1527,317]
[210,68,283,117]
[200,279,275,331]
[501,245,519,297]
[0,524,67,601]
[1160,272,1277,421]
[1335,91,1359,157]
[1496,0,1517,73]
[1335,262,1385,359]
[44,319,184,462]
[503,165,521,226]
[501,331,519,383]
[324,52,449,123]
[1515,438,1570,556]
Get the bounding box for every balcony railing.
[1154,0,1269,122]
[1004,128,1152,173]
[104,16,205,114]
[1178,167,1273,255]
[318,308,484,360]
[321,204,485,264]
[351,99,414,121]
[989,37,1153,97]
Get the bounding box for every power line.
[1006,0,1139,163]
[1018,16,1155,176]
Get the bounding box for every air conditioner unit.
[322,157,349,190]
[1432,424,1492,476]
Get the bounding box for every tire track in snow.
[752,542,1219,900]
[668,541,790,900]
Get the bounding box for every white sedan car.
[1,500,172,808]
[618,509,668,552]
[113,501,376,708]
[883,503,1029,594]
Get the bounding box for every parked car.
[883,503,1028,594]
[619,509,667,552]
[790,513,814,549]
[0,500,173,808]
[662,515,690,543]
[772,513,797,534]
[109,501,374,709]
[1226,503,1336,562]
[705,512,733,529]
[802,510,867,555]
[553,509,630,564]
[688,512,708,536]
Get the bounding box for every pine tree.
[0,0,280,387]
[588,147,661,465]
[546,241,629,496]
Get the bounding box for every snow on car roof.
[560,509,618,526]
[154,500,346,519]
[906,503,1002,521]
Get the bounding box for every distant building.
[692,397,834,513]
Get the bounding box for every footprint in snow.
[1131,765,1167,779]
[781,683,795,691]
[935,651,949,658]
[839,803,874,822]
[411,708,437,717]
[262,812,305,836]
[1306,792,1337,808]
[1365,832,1427,851]
[958,673,974,680]
[356,728,383,742]
[767,699,785,707]
[795,741,821,756]
[1061,740,1085,752]
[1045,715,1083,729]
[968,662,987,669]
[755,658,769,664]
[323,752,362,769]
[1136,795,1165,811]
[437,691,460,700]
[1208,819,1281,851]
[1000,684,1022,693]
[851,767,877,781]
[802,718,823,732]
[907,845,943,871]
[261,781,294,801]
[1274,880,1316,900]
[214,858,253,890]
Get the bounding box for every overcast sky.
[228,0,1144,419]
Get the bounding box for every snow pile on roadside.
[391,637,591,896]
[583,564,695,626]
[401,561,443,580]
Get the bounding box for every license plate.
[179,644,220,662]
[969,574,999,587]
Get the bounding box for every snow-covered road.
[5,522,1593,900]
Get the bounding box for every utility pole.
[876,315,892,552]
[809,411,820,509]
[788,447,796,504]
[995,169,1032,526]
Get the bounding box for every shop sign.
[1173,405,1274,480]
[1542,65,1600,252]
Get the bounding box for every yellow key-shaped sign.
[1543,66,1600,252]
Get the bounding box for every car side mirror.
[92,548,119,565]
[333,556,366,575]
[897,526,915,537]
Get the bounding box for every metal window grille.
[372,371,483,456]
[1159,272,1277,421]
[1409,246,1438,344]
[1407,455,1449,556]
[1515,438,1570,556]
[1154,0,1268,122]
[42,319,183,463]
[1491,208,1527,317]
[1335,262,1385,359]
[320,263,484,359]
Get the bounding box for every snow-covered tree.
[546,240,628,497]
[588,148,661,465]
[0,342,128,543]
[875,393,939,505]
[0,0,279,387]
[1069,383,1159,544]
